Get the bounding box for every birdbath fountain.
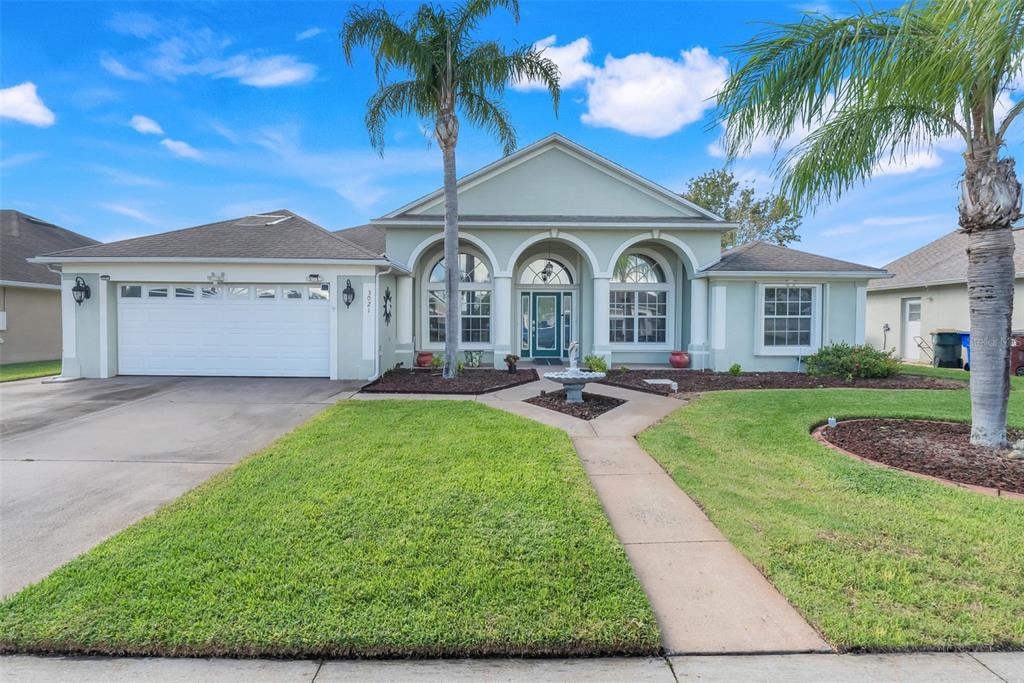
[544,342,606,404]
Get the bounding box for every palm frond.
[365,80,435,153]
[458,89,517,155]
[342,6,432,83]
[454,0,520,40]
[459,42,560,111]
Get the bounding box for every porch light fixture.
[71,276,91,306]
[540,260,554,283]
[342,279,356,308]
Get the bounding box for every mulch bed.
[821,419,1024,495]
[525,390,626,421]
[600,369,965,396]
[363,368,538,394]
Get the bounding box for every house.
[1,210,97,364]
[33,134,886,380]
[865,228,1024,362]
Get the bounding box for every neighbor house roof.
[334,223,386,257]
[702,240,888,277]
[1,210,98,287]
[869,228,1024,290]
[38,210,382,262]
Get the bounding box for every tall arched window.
[519,258,573,285]
[609,253,670,344]
[426,253,492,344]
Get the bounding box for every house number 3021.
[365,291,373,314]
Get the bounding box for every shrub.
[805,342,900,380]
[583,354,608,373]
[729,363,742,376]
[504,354,520,366]
[430,355,443,369]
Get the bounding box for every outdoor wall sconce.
[342,279,356,308]
[71,276,91,305]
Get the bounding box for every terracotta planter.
[669,351,690,369]
[416,351,434,368]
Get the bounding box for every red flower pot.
[669,351,690,369]
[416,351,434,368]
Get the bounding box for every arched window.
[426,252,492,344]
[519,258,573,285]
[609,252,670,345]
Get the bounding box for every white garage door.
[117,283,331,377]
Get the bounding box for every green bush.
[728,363,742,377]
[583,354,608,373]
[805,342,900,380]
[430,355,443,369]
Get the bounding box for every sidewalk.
[2,651,1021,682]
[477,379,827,654]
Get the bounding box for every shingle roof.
[869,228,1024,290]
[334,223,386,257]
[379,214,717,225]
[42,210,381,261]
[703,240,886,274]
[1,210,98,286]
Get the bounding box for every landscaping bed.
[820,419,1024,495]
[602,369,964,395]
[363,368,538,394]
[0,401,658,657]
[639,388,1024,650]
[525,390,625,420]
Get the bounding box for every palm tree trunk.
[437,113,460,379]
[960,153,1021,447]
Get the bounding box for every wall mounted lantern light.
[71,276,91,306]
[342,279,356,308]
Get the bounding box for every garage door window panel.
[120,285,141,298]
[147,286,168,298]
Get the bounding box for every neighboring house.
[0,210,97,364]
[866,228,1024,362]
[34,134,885,380]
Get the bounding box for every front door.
[531,292,561,358]
[902,298,922,361]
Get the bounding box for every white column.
[855,284,867,344]
[98,279,110,378]
[492,276,512,367]
[329,278,339,380]
[397,275,414,346]
[59,276,81,378]
[688,277,708,370]
[592,276,611,361]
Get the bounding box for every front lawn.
[639,389,1024,652]
[0,400,658,657]
[0,360,60,383]
[899,362,1024,390]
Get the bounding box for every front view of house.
[35,134,886,380]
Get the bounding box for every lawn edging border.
[362,368,539,395]
[811,421,1024,500]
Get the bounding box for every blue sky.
[1,1,1017,266]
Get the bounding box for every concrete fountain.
[543,341,606,404]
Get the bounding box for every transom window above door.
[520,258,573,285]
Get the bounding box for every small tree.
[682,168,802,248]
[716,0,1024,446]
[343,0,559,378]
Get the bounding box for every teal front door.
[531,292,561,358]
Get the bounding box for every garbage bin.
[1012,336,1024,376]
[959,332,971,370]
[932,331,963,368]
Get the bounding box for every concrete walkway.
[3,651,1021,682]
[356,378,829,654]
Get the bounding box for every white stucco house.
[33,134,886,381]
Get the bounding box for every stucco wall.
[377,272,398,372]
[865,281,1024,355]
[0,286,62,364]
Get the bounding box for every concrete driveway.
[0,376,360,596]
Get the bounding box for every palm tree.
[343,0,560,378]
[716,0,1024,447]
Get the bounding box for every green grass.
[0,360,60,383]
[899,362,1024,390]
[639,388,1024,652]
[0,400,658,658]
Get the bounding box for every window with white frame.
[609,253,670,344]
[757,284,821,354]
[426,252,492,344]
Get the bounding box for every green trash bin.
[932,331,963,368]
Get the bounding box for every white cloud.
[130,114,163,135]
[89,164,165,187]
[821,213,943,237]
[101,55,148,81]
[513,35,597,91]
[103,13,316,88]
[582,48,728,138]
[160,138,203,160]
[0,82,56,127]
[97,201,159,225]
[873,149,944,177]
[1,151,46,170]
[296,27,324,41]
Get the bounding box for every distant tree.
[342,0,559,378]
[682,169,802,248]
